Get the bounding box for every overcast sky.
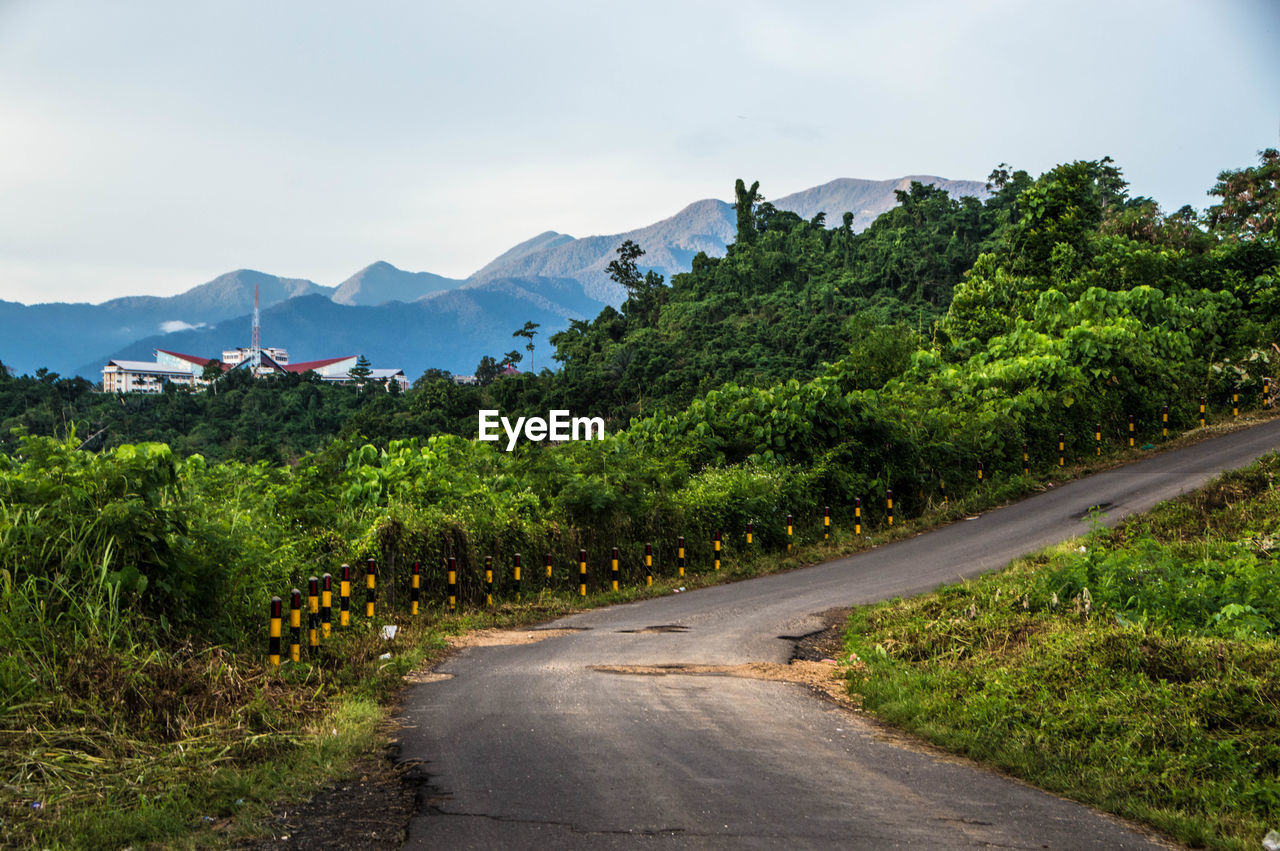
[1,0,1276,305]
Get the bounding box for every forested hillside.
[2,149,1278,846]
[0,169,1020,458]
[5,151,1276,466]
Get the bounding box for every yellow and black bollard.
[1199,395,1206,428]
[1095,423,1102,456]
[321,573,332,638]
[268,596,282,668]
[338,563,353,626]
[939,476,946,502]
[339,563,351,627]
[307,576,319,650]
[365,558,376,619]
[823,506,831,540]
[887,490,894,527]
[977,461,983,482]
[713,531,722,570]
[854,498,862,536]
[1162,404,1169,438]
[786,515,793,552]
[1022,444,1029,476]
[746,521,753,546]
[410,561,420,616]
[644,543,653,586]
[545,552,553,581]
[1233,387,1239,418]
[1058,433,1065,467]
[578,549,588,596]
[485,556,494,607]
[677,537,686,578]
[448,557,458,611]
[289,588,302,663]
[611,547,620,590]
[1128,414,1135,448]
[513,554,522,602]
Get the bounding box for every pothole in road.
[1077,501,1114,520]
[617,624,690,634]
[593,607,864,708]
[590,660,862,709]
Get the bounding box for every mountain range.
[0,175,987,381]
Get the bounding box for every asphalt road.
[396,417,1280,849]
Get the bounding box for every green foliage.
[1208,147,1280,239]
[845,454,1280,849]
[2,151,1279,847]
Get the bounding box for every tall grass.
[845,453,1280,850]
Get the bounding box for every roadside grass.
[2,617,447,848]
[3,413,1273,848]
[844,453,1280,850]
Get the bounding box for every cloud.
[160,320,205,334]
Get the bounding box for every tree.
[986,163,1012,191]
[513,321,540,371]
[200,359,224,395]
[606,240,645,294]
[412,368,453,391]
[607,241,665,326]
[734,179,762,245]
[475,355,501,386]
[348,355,373,385]
[1208,148,1280,239]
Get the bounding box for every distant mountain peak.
[330,263,462,306]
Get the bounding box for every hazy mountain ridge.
[331,261,462,306]
[771,176,989,227]
[469,177,990,303]
[470,231,578,278]
[471,198,737,303]
[0,270,335,378]
[77,276,602,379]
[3,174,988,379]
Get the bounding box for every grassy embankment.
[845,451,1280,850]
[3,415,1273,848]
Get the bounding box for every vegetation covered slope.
[845,453,1280,850]
[0,149,1277,845]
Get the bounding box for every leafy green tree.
[348,355,373,384]
[734,178,761,245]
[475,355,501,386]
[513,321,540,371]
[1208,148,1280,239]
[606,240,644,296]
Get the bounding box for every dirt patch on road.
[592,658,862,708]
[445,627,582,648]
[591,608,865,709]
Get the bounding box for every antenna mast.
[251,283,261,368]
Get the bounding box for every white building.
[101,359,200,393]
[101,349,409,393]
[221,346,289,367]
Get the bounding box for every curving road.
[396,418,1280,848]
